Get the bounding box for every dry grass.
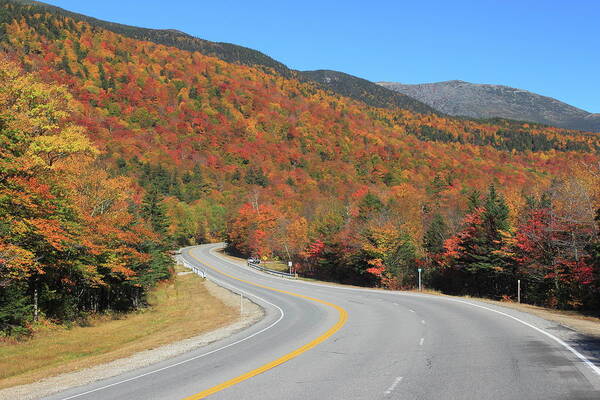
[262,261,290,273]
[0,270,237,389]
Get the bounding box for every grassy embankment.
[262,261,292,273]
[0,265,237,389]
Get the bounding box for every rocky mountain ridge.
[378,80,600,132]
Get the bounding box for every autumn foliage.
[0,58,170,335]
[0,0,599,336]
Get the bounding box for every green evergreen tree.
[141,188,169,235]
[0,283,32,336]
[466,189,482,212]
[98,63,109,90]
[359,192,384,219]
[482,183,510,237]
[447,184,512,297]
[244,167,269,187]
[586,209,600,308]
[427,174,446,198]
[423,213,448,255]
[59,55,72,74]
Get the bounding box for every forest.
[0,0,598,336]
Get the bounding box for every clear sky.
[43,0,600,112]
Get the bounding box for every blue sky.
[44,0,600,112]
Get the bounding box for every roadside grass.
[262,261,291,273]
[0,267,237,389]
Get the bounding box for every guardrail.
[247,260,297,279]
[174,254,206,278]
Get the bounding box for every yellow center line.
[182,249,349,400]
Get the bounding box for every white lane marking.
[384,376,403,395]
[419,337,424,346]
[58,251,285,400]
[207,245,600,379]
[439,297,600,377]
[409,309,415,313]
[421,320,426,325]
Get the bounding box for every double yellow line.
[183,250,349,399]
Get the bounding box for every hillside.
[0,0,597,246]
[4,0,435,115]
[379,80,600,132]
[0,0,598,337]
[8,0,292,75]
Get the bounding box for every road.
[46,243,600,400]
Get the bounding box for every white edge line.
[419,337,424,346]
[58,249,285,400]
[207,244,600,379]
[441,297,600,377]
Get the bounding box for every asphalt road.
[45,243,600,400]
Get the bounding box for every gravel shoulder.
[474,297,600,338]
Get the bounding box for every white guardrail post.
[174,254,206,279]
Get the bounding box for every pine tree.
[244,167,269,187]
[427,174,446,198]
[359,192,384,219]
[59,55,72,74]
[467,189,482,212]
[98,63,109,90]
[444,184,512,296]
[141,188,169,235]
[587,209,600,307]
[424,213,448,255]
[482,183,510,239]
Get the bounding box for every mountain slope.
[378,80,600,132]
[8,0,292,76]
[298,70,436,115]
[5,0,434,115]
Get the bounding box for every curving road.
[46,243,600,400]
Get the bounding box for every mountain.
[298,70,436,114]
[5,0,434,115]
[378,80,600,132]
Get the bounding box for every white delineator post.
[517,279,521,303]
[240,293,244,317]
[418,268,422,292]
